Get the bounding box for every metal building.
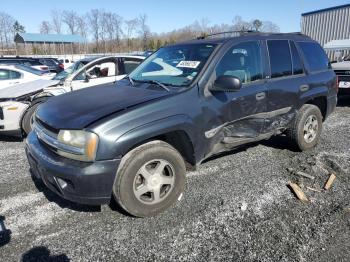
[14,33,85,55]
[301,4,350,60]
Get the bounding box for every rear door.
[264,39,307,133]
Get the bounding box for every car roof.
[169,32,314,47]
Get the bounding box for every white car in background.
[0,55,144,137]
[0,65,55,90]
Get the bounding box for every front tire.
[286,104,323,151]
[113,140,186,217]
[22,103,42,135]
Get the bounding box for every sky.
[2,0,350,34]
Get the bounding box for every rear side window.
[267,40,292,78]
[9,70,21,79]
[0,69,9,80]
[290,41,304,75]
[298,42,330,72]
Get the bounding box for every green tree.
[13,21,25,33]
[252,19,262,32]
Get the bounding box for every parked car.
[0,64,55,90]
[0,57,49,71]
[26,32,337,217]
[58,58,74,68]
[0,55,144,136]
[38,58,64,73]
[332,57,350,95]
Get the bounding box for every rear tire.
[286,104,323,151]
[113,140,186,217]
[22,102,41,135]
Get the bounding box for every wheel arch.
[100,115,198,169]
[305,96,327,121]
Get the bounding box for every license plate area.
[339,81,350,88]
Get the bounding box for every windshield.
[52,60,87,80]
[129,43,217,87]
[16,65,45,76]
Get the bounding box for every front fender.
[96,114,197,161]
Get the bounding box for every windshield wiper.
[125,75,135,86]
[137,80,170,92]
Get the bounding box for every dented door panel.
[203,81,268,157]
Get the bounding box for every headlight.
[57,130,99,162]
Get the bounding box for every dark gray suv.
[26,32,337,217]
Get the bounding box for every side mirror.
[84,71,90,82]
[210,75,242,92]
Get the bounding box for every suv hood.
[36,82,171,130]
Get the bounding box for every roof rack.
[196,31,305,40]
[196,30,258,40]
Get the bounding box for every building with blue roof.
[14,33,86,55]
[301,4,350,60]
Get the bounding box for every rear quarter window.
[298,42,331,72]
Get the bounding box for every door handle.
[299,85,309,92]
[256,92,266,101]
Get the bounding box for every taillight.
[40,66,48,70]
[59,64,64,69]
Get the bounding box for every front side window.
[129,44,217,87]
[298,42,331,72]
[268,40,292,78]
[215,41,263,84]
[121,58,143,75]
[74,60,118,80]
[0,69,9,80]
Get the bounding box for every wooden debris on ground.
[287,168,315,180]
[324,174,337,190]
[288,182,309,203]
[306,186,322,193]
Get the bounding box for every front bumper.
[0,101,28,134]
[25,131,121,205]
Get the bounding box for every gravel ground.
[0,100,350,262]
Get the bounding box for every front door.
[70,58,119,90]
[205,40,267,154]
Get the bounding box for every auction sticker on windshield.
[176,61,201,68]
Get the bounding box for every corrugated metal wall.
[301,6,350,60]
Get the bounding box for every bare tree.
[76,15,88,39]
[88,9,101,52]
[232,16,252,31]
[62,10,78,34]
[125,18,138,51]
[0,12,15,52]
[138,14,150,50]
[51,10,62,34]
[40,21,51,34]
[261,21,280,33]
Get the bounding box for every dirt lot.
[0,99,350,262]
